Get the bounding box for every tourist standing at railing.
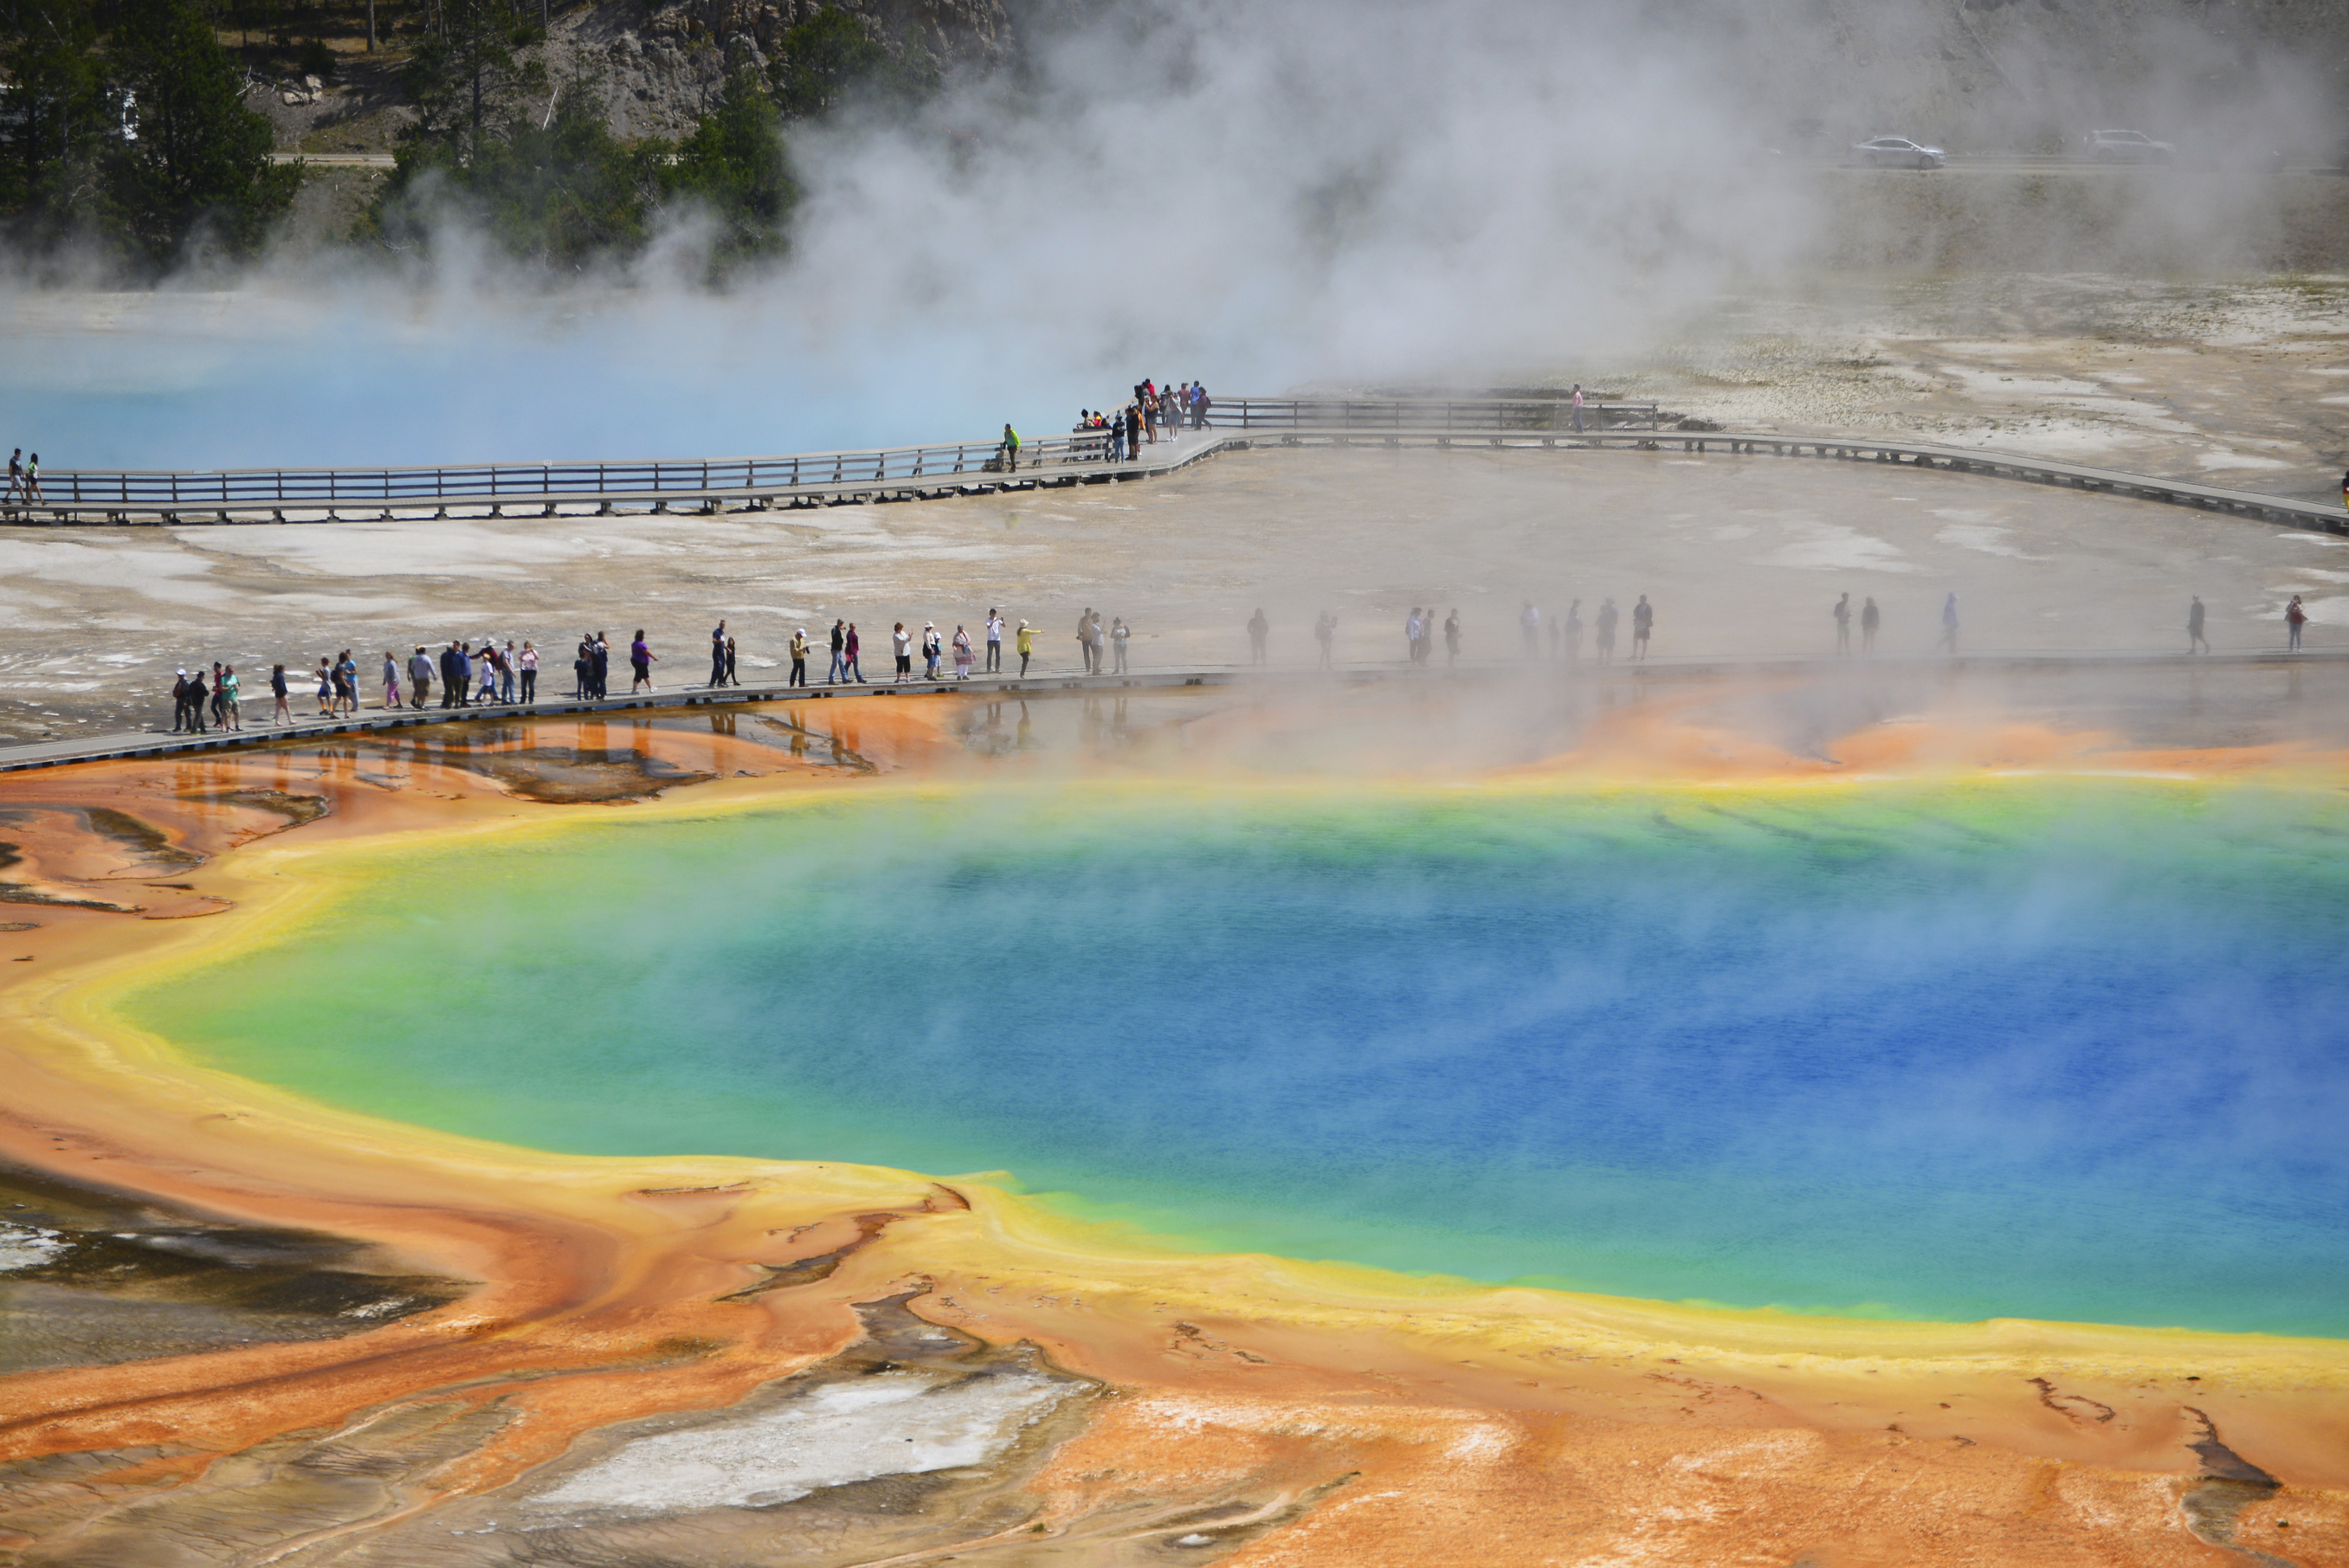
[923,623,943,680]
[790,629,809,687]
[519,642,538,702]
[503,641,522,702]
[1091,611,1108,672]
[892,622,912,682]
[827,621,847,683]
[953,624,974,680]
[1126,404,1142,458]
[1075,609,1094,673]
[1195,383,1212,429]
[630,630,657,691]
[1001,423,1021,473]
[1113,616,1130,674]
[709,622,728,687]
[985,609,1003,673]
[2287,594,2307,652]
[1571,384,1585,434]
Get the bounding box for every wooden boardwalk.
[3,649,2337,775]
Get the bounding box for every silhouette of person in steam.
[2188,595,2209,654]
[1834,592,1851,656]
[1631,595,1653,659]
[1596,598,1617,663]
[2286,594,2307,652]
[1247,609,1269,665]
[1862,597,1881,655]
[1939,593,1959,656]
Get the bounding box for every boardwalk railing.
[16,429,1117,519]
[1216,397,1660,434]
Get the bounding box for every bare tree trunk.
[539,0,547,36]
[365,0,376,49]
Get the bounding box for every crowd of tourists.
[1074,378,1212,463]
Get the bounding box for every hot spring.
[126,778,2349,1338]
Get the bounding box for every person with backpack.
[1001,423,1022,473]
[2287,594,2307,652]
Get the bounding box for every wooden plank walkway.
[3,650,2337,775]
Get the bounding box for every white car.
[2085,129,2175,165]
[1852,136,1945,170]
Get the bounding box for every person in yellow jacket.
[788,627,810,687]
[1015,620,1036,677]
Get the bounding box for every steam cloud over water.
[2,0,2336,468]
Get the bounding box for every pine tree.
[0,0,109,248]
[106,0,298,261]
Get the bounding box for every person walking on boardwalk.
[519,641,539,703]
[709,622,728,687]
[206,662,226,729]
[2287,594,2307,652]
[1090,611,1107,674]
[591,632,610,699]
[1313,610,1336,669]
[340,650,362,715]
[985,609,1003,673]
[267,662,289,726]
[724,636,738,687]
[629,630,656,691]
[409,647,433,709]
[1248,608,1269,665]
[500,641,519,703]
[1834,592,1852,656]
[1596,597,1617,663]
[2189,595,2209,654]
[382,651,401,711]
[4,449,21,505]
[1444,609,1462,666]
[317,657,337,715]
[844,623,865,682]
[1565,599,1583,661]
[184,666,210,732]
[922,623,942,680]
[953,623,975,680]
[1862,596,1881,655]
[1939,592,1960,656]
[892,622,913,682]
[22,453,40,503]
[1112,616,1130,674]
[1075,609,1095,674]
[1016,619,1035,676]
[572,639,592,700]
[1001,423,1021,474]
[1631,596,1654,659]
[789,628,809,687]
[1570,384,1585,435]
[828,620,847,684]
[1404,608,1422,664]
[474,643,500,705]
[218,666,242,730]
[170,668,190,732]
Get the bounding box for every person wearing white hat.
[789,627,809,687]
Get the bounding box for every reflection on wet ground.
[0,1162,462,1375]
